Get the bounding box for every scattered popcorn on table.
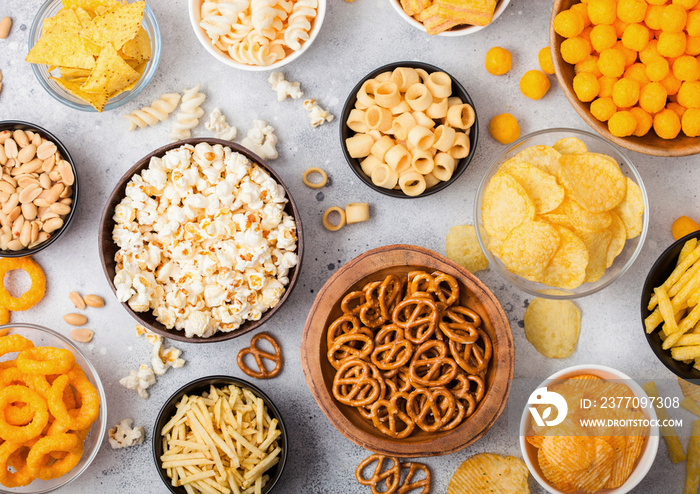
[303,99,334,128]
[108,419,145,449]
[135,324,186,375]
[205,107,237,141]
[241,120,279,160]
[119,364,156,399]
[269,72,303,102]
[112,143,298,338]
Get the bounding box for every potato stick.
[191,479,220,494]
[163,459,216,468]
[675,335,700,347]
[671,262,700,298]
[199,476,231,494]
[649,244,700,310]
[162,396,191,435]
[244,447,281,480]
[187,410,226,477]
[685,420,700,494]
[184,484,196,494]
[170,439,210,451]
[256,398,264,444]
[161,453,207,461]
[666,304,700,349]
[673,346,700,360]
[259,420,279,452]
[221,420,239,469]
[255,476,262,494]
[664,309,689,336]
[656,287,679,334]
[180,470,217,485]
[190,406,236,460]
[228,426,265,458]
[643,381,687,463]
[228,472,241,494]
[170,467,177,487]
[681,398,700,417]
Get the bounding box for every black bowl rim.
[152,375,288,494]
[98,137,304,344]
[641,230,700,382]
[0,120,80,257]
[339,60,479,199]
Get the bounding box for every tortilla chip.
[51,76,109,112]
[59,66,92,79]
[122,61,147,91]
[120,26,151,61]
[27,12,96,70]
[62,0,119,11]
[80,44,139,95]
[80,1,145,50]
[41,8,80,36]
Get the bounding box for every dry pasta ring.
[0,257,46,312]
[0,385,49,443]
[48,374,99,431]
[303,167,328,189]
[0,335,33,360]
[346,203,370,225]
[17,347,75,376]
[26,432,82,481]
[323,207,346,232]
[0,441,34,488]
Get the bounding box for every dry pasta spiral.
[284,0,318,51]
[169,84,206,141]
[123,93,181,131]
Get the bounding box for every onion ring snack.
[326,270,492,438]
[0,257,46,312]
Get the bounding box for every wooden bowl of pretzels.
[300,244,514,457]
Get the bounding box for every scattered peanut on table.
[84,294,104,308]
[64,313,87,326]
[69,291,86,310]
[0,17,11,39]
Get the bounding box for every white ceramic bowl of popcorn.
[188,0,327,71]
[98,138,304,344]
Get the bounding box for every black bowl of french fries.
[642,231,700,382]
[153,375,288,494]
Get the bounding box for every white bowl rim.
[386,0,511,37]
[474,127,650,301]
[518,364,660,494]
[188,0,327,71]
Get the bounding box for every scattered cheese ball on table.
[520,70,551,100]
[345,66,474,197]
[489,113,520,144]
[556,0,700,139]
[399,0,500,35]
[673,216,700,240]
[485,47,512,75]
[538,47,555,75]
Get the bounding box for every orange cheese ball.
[640,81,669,112]
[622,23,650,51]
[647,0,668,5]
[630,107,653,136]
[661,73,683,94]
[555,10,586,38]
[489,113,520,144]
[639,39,660,64]
[661,4,688,33]
[608,110,638,136]
[570,3,591,26]
[613,17,631,38]
[520,70,551,100]
[653,108,682,138]
[624,63,651,86]
[598,48,627,76]
[588,0,617,25]
[682,108,700,136]
[672,55,700,80]
[672,216,700,240]
[590,24,618,51]
[590,96,618,120]
[618,0,648,24]
[538,47,555,75]
[575,56,602,76]
[658,31,687,57]
[485,47,512,75]
[688,11,700,37]
[686,35,700,55]
[678,81,700,107]
[598,75,618,97]
[612,78,640,107]
[614,40,638,66]
[574,71,601,101]
[645,5,665,30]
[667,101,688,118]
[561,37,593,64]
[646,56,670,81]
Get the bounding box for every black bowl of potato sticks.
[153,375,288,494]
[642,231,700,382]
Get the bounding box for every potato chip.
[51,76,109,112]
[81,44,140,95]
[542,435,597,472]
[606,212,627,267]
[544,198,612,233]
[510,145,562,176]
[577,228,613,283]
[537,448,579,492]
[524,297,581,358]
[558,153,627,213]
[526,434,544,449]
[605,435,645,489]
[541,226,588,289]
[613,178,644,239]
[482,173,535,243]
[121,26,151,61]
[26,9,96,69]
[574,438,615,492]
[553,136,588,155]
[500,220,560,280]
[501,161,565,214]
[80,1,145,50]
[446,224,488,273]
[447,453,529,494]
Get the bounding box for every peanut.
[0,17,11,39]
[84,294,105,308]
[63,313,87,326]
[70,328,94,343]
[69,291,86,310]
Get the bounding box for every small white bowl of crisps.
[27,0,161,112]
[0,323,107,492]
[475,128,649,299]
[519,365,659,494]
[388,0,510,36]
[188,0,326,71]
[341,61,478,198]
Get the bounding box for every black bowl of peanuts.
[340,61,479,198]
[0,121,79,257]
[153,375,288,494]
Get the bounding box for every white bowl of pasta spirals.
[189,0,326,71]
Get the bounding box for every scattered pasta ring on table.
[346,203,370,224]
[303,167,328,189]
[0,257,46,312]
[323,207,346,232]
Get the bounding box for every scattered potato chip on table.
[446,224,488,273]
[524,297,581,358]
[447,453,529,494]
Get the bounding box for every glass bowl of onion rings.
[0,323,107,493]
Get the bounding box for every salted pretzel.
[327,314,363,349]
[392,297,439,344]
[328,332,374,369]
[408,340,458,387]
[370,391,415,439]
[448,329,492,375]
[371,325,414,371]
[341,290,367,315]
[432,271,460,307]
[378,275,404,320]
[356,454,401,494]
[236,332,282,379]
[398,462,431,494]
[439,306,481,344]
[406,386,456,432]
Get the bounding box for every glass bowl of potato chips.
[475,128,649,300]
[27,0,161,112]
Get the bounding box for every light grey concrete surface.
[1,0,700,492]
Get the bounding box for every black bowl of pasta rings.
[340,61,479,199]
[153,375,288,494]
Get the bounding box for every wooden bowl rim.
[98,138,304,344]
[550,0,700,157]
[300,244,514,456]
